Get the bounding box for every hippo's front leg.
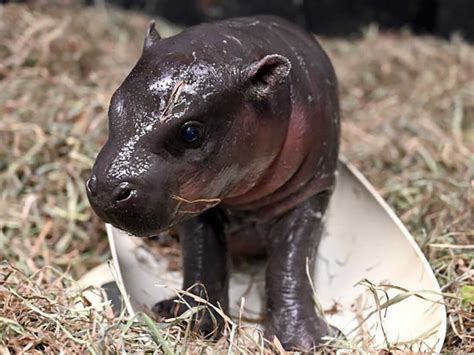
[152,208,229,337]
[264,191,338,351]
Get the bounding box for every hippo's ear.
[241,54,291,100]
[144,20,161,50]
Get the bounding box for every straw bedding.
[0,3,472,353]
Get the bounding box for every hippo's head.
[86,23,292,237]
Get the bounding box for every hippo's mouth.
[92,203,172,238]
[111,222,170,239]
[110,196,222,238]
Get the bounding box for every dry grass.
[0,3,472,353]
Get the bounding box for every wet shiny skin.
[87,15,340,351]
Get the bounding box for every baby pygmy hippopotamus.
[86,15,340,351]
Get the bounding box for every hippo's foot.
[152,296,225,338]
[265,315,341,351]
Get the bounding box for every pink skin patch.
[222,104,311,207]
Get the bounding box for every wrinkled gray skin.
[87,15,340,351]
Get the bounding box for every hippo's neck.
[222,104,335,220]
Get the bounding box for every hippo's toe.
[152,296,225,338]
[265,315,343,351]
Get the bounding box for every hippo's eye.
[178,121,205,147]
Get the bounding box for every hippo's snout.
[86,175,136,205]
[86,174,139,223]
[86,164,177,238]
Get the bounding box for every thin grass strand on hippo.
[87,15,340,351]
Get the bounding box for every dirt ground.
[0,3,472,353]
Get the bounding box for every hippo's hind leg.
[264,191,340,351]
[152,208,229,338]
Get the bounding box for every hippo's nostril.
[116,188,133,202]
[113,182,135,203]
[86,175,98,196]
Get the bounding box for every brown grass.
[0,3,472,353]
